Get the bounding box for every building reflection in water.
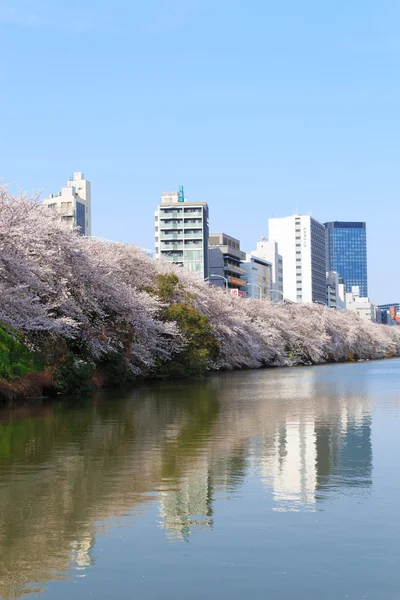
[158,455,213,542]
[0,364,381,597]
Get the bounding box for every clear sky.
[1,0,399,303]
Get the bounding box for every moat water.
[1,360,400,599]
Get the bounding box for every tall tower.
[324,222,367,297]
[268,215,326,304]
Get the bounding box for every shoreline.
[2,353,399,407]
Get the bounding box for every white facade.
[346,286,377,322]
[155,189,209,280]
[43,172,91,236]
[241,253,272,300]
[268,215,326,304]
[251,237,283,301]
[326,271,346,310]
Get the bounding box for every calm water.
[1,360,400,599]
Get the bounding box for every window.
[76,201,86,235]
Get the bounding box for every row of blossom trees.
[1,184,399,386]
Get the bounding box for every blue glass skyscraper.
[324,222,368,297]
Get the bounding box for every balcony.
[224,262,247,275]
[160,242,183,250]
[184,233,203,240]
[160,211,183,218]
[183,210,202,216]
[160,233,183,240]
[160,221,183,229]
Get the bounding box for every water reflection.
[0,362,393,598]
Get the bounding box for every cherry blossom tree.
[1,182,399,381]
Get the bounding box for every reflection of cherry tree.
[1,183,399,375]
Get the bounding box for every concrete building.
[325,221,368,297]
[346,286,377,322]
[268,215,326,304]
[241,254,272,300]
[251,237,283,301]
[326,271,346,310]
[42,172,91,236]
[378,303,400,326]
[155,188,209,280]
[208,233,246,293]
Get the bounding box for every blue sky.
[1,0,399,303]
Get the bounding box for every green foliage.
[53,357,95,395]
[0,325,42,380]
[158,303,220,378]
[99,352,136,386]
[154,273,180,302]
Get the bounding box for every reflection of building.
[43,172,91,236]
[258,395,372,511]
[70,533,96,569]
[261,418,317,510]
[158,458,213,542]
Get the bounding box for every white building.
[346,286,377,322]
[326,271,346,310]
[268,215,326,304]
[241,253,272,300]
[251,237,283,301]
[42,172,91,236]
[155,187,209,280]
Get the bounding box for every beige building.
[43,172,91,236]
[346,286,377,322]
[251,237,283,301]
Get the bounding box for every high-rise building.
[324,221,368,297]
[155,188,209,279]
[251,237,283,301]
[208,233,246,292]
[241,254,272,300]
[43,172,91,236]
[268,215,326,304]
